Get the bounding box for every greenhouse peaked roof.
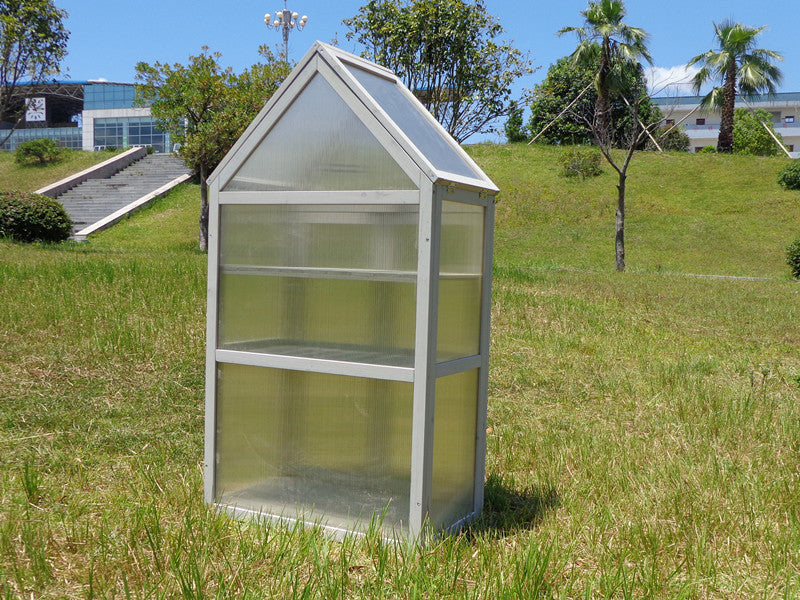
[210,42,498,193]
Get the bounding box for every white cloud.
[88,77,109,83]
[646,65,700,96]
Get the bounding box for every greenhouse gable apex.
[209,42,498,194]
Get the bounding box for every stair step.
[56,154,191,234]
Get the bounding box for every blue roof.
[15,80,134,87]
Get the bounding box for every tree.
[135,47,291,250]
[559,0,653,271]
[527,55,661,147]
[343,0,531,142]
[0,0,69,146]
[558,0,651,146]
[504,100,526,142]
[732,108,782,156]
[688,21,783,153]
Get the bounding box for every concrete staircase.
[57,154,192,235]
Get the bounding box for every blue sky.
[57,0,800,134]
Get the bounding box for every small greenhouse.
[204,42,498,540]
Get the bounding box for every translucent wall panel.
[437,200,485,362]
[219,276,416,366]
[219,204,419,271]
[430,370,479,528]
[218,205,418,365]
[345,65,482,181]
[223,74,416,191]
[216,364,413,532]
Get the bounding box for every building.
[653,92,800,157]
[0,81,171,153]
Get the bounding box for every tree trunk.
[198,164,209,252]
[596,39,612,145]
[717,60,738,153]
[615,172,626,272]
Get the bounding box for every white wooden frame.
[204,41,498,542]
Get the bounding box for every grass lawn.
[0,149,122,193]
[1,147,799,598]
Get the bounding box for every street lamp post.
[264,1,308,62]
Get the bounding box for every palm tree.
[559,0,651,272]
[688,21,783,153]
[558,0,651,145]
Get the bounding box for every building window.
[694,147,705,153]
[94,116,168,152]
[785,116,795,123]
[789,145,795,152]
[696,118,705,126]
[665,119,675,126]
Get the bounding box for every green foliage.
[733,108,783,156]
[0,0,69,145]
[344,0,531,142]
[135,45,291,249]
[558,0,652,146]
[777,160,800,190]
[699,145,717,154]
[688,21,783,153]
[135,46,291,179]
[504,100,527,142]
[650,124,690,152]
[528,55,661,148]
[14,138,63,165]
[0,191,71,242]
[558,146,602,178]
[786,239,800,279]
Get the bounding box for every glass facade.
[93,117,168,153]
[0,83,170,153]
[0,127,82,151]
[84,84,137,110]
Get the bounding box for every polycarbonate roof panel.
[345,64,483,181]
[223,73,416,192]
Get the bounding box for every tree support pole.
[741,97,793,158]
[621,95,662,152]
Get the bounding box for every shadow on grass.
[468,472,560,537]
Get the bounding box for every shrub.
[733,108,782,156]
[777,160,800,190]
[0,191,72,243]
[699,145,717,154]
[559,147,603,179]
[787,239,800,279]
[14,138,64,165]
[648,125,690,152]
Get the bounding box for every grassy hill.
[466,143,800,277]
[1,147,799,598]
[0,148,121,192]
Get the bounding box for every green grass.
[0,148,121,192]
[1,147,800,598]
